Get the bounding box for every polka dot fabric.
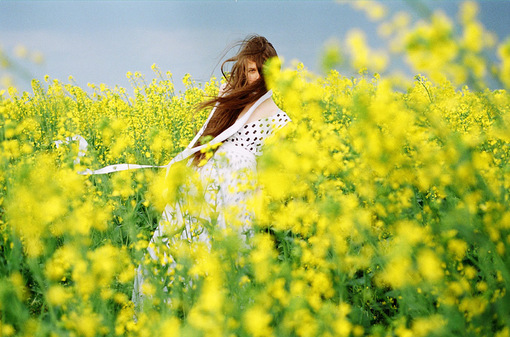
[222,110,291,156]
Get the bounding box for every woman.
[133,35,291,307]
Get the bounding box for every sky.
[1,1,510,94]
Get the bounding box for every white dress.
[133,109,291,306]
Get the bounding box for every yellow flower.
[159,317,180,337]
[448,238,468,260]
[243,306,273,337]
[1,324,15,337]
[459,296,488,319]
[495,327,510,337]
[411,315,446,337]
[417,249,443,282]
[377,255,413,288]
[46,285,72,306]
[333,318,352,337]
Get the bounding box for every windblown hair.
[192,35,278,165]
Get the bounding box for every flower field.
[1,2,510,337]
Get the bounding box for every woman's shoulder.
[246,97,282,124]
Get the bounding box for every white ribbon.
[68,90,273,176]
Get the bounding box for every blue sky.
[1,1,509,93]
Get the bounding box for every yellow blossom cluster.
[346,1,508,91]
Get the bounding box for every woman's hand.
[218,82,230,97]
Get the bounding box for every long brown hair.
[192,35,278,165]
